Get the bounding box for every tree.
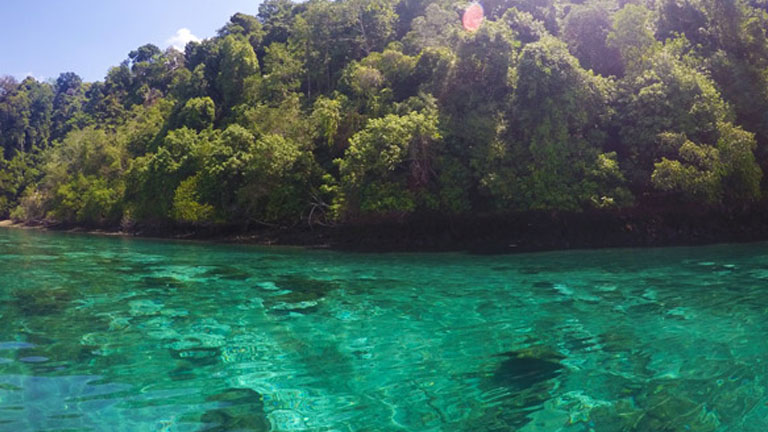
[614,45,730,185]
[563,3,624,76]
[656,0,707,44]
[3,0,768,229]
[236,133,311,222]
[651,123,762,203]
[334,104,441,217]
[0,152,41,217]
[39,127,127,224]
[259,0,295,48]
[351,0,398,54]
[482,36,628,210]
[402,3,459,54]
[125,127,214,221]
[311,95,344,147]
[216,35,261,115]
[171,175,216,224]
[607,4,658,74]
[260,42,305,103]
[219,12,264,51]
[52,72,87,141]
[178,97,216,131]
[0,78,54,156]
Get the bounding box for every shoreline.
[3,205,768,253]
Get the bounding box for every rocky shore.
[3,203,768,253]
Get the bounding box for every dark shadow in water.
[139,276,189,291]
[473,346,565,431]
[202,266,253,281]
[169,346,220,366]
[199,388,269,432]
[263,275,340,315]
[9,288,73,316]
[492,347,564,392]
[168,344,221,382]
[274,275,339,302]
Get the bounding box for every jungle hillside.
[2,0,768,246]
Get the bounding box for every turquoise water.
[1,228,767,431]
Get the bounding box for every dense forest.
[2,0,768,232]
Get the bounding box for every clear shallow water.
[1,228,767,431]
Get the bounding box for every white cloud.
[166,28,201,51]
[16,72,47,82]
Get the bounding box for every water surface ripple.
[1,228,767,431]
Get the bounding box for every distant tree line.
[1,0,767,228]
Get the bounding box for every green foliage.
[122,99,174,156]
[615,41,733,188]
[3,0,768,229]
[716,122,762,201]
[260,43,305,102]
[499,7,546,45]
[218,12,264,51]
[237,133,310,222]
[172,175,216,224]
[651,122,762,203]
[652,139,723,203]
[125,127,214,221]
[216,35,261,113]
[50,174,123,224]
[52,72,88,141]
[311,95,344,147]
[482,36,626,211]
[178,97,216,131]
[402,4,458,53]
[0,77,53,156]
[40,127,127,224]
[10,188,46,222]
[335,104,440,217]
[0,152,40,217]
[259,0,295,48]
[608,4,658,74]
[353,0,398,54]
[563,3,624,76]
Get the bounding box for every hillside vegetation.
[2,0,768,230]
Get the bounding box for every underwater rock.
[199,387,269,432]
[588,399,644,432]
[636,391,719,432]
[129,299,164,317]
[273,275,338,302]
[139,276,187,290]
[597,330,637,353]
[492,346,564,391]
[168,364,198,381]
[10,287,73,316]
[472,346,566,431]
[169,346,220,366]
[202,266,253,281]
[269,300,319,315]
[262,275,339,314]
[588,384,721,432]
[626,302,665,314]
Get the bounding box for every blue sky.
[0,0,262,83]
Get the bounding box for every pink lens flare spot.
[463,3,484,32]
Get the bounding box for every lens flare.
[462,3,484,32]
